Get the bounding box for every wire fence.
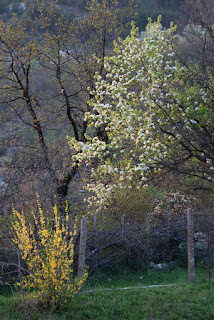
[85,211,188,290]
[193,211,214,281]
[0,237,19,296]
[0,208,213,297]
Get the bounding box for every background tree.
[0,0,134,216]
[178,0,214,73]
[134,0,182,30]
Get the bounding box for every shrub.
[12,198,87,308]
[106,186,159,223]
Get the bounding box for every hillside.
[0,0,183,30]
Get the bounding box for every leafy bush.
[12,198,87,308]
[102,186,159,223]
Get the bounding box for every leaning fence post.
[187,208,195,282]
[78,217,87,289]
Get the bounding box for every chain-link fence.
[84,211,188,290]
[84,209,214,290]
[0,208,213,297]
[0,233,20,297]
[193,211,214,281]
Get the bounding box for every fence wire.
[0,235,19,297]
[85,212,189,289]
[193,211,214,281]
[0,209,213,297]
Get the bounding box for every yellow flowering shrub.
[12,197,87,307]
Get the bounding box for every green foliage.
[99,186,159,223]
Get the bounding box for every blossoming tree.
[69,18,214,212]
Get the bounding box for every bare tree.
[0,0,134,214]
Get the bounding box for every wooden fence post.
[78,217,87,289]
[93,212,97,231]
[121,214,126,237]
[187,208,195,282]
[167,205,171,238]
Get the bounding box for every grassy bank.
[0,282,213,320]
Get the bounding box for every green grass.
[0,266,213,319]
[85,266,212,289]
[0,282,214,320]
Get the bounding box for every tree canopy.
[0,0,213,219]
[69,18,214,212]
